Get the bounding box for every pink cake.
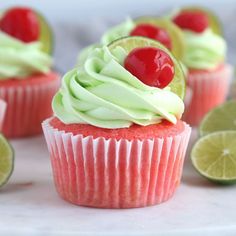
[42,117,191,208]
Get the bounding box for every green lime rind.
[200,100,236,137]
[37,12,53,54]
[181,6,223,35]
[108,36,186,100]
[134,17,186,60]
[0,134,14,188]
[191,131,236,185]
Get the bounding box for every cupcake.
[171,7,233,126]
[43,36,191,208]
[0,99,6,131]
[0,7,60,138]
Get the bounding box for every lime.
[0,134,14,188]
[37,12,53,54]
[191,131,236,184]
[200,100,236,136]
[108,36,186,100]
[134,17,186,60]
[181,6,223,35]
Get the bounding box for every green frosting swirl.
[54,46,184,128]
[0,32,52,79]
[182,29,226,69]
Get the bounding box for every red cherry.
[124,47,174,88]
[130,24,172,50]
[0,7,40,43]
[173,11,209,33]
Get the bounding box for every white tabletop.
[0,130,236,236]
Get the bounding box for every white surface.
[1,130,236,236]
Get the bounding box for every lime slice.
[181,6,223,35]
[37,12,53,54]
[200,100,236,136]
[108,36,186,100]
[191,131,236,184]
[0,134,14,188]
[134,17,186,60]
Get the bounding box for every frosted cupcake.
[0,7,60,138]
[171,7,233,126]
[43,37,191,208]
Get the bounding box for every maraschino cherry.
[0,7,40,43]
[130,24,172,50]
[124,47,174,88]
[173,11,209,33]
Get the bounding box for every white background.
[1,0,236,22]
[1,0,236,73]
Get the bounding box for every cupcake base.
[0,72,60,138]
[42,118,191,209]
[183,64,233,126]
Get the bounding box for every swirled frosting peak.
[53,46,184,129]
[0,32,52,79]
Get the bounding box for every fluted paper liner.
[183,64,233,126]
[0,99,6,131]
[42,119,191,209]
[0,73,60,138]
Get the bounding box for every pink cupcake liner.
[42,118,191,209]
[183,64,233,126]
[0,73,60,138]
[0,99,6,131]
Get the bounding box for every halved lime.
[134,17,186,60]
[108,36,186,100]
[181,6,223,35]
[37,12,53,54]
[191,131,236,184]
[200,100,236,136]
[0,134,14,188]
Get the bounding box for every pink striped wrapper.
[0,73,60,138]
[42,118,191,209]
[183,64,233,126]
[0,99,6,131]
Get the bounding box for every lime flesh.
[108,36,186,100]
[0,134,14,188]
[200,100,236,137]
[191,131,236,184]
